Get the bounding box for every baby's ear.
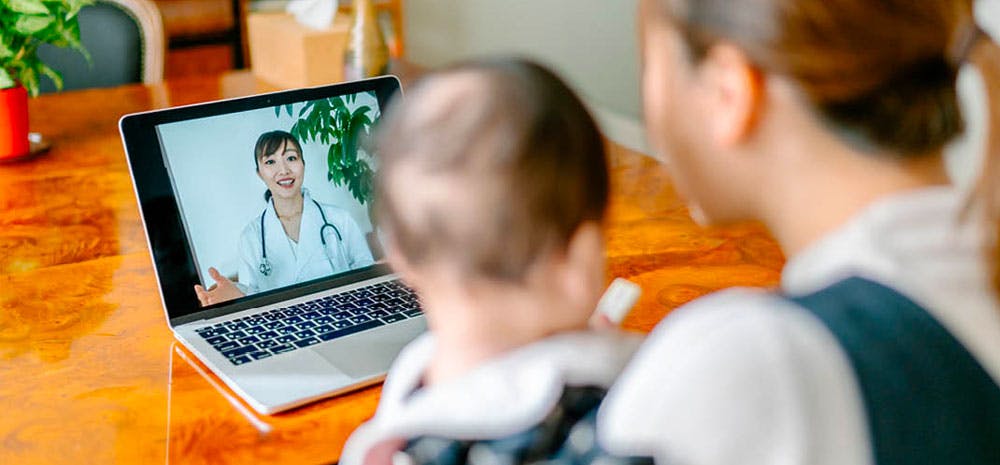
[382,235,422,291]
[559,222,606,307]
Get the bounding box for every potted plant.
[277,92,377,207]
[1,0,92,160]
[277,92,381,254]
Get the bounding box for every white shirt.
[236,189,375,295]
[340,331,643,465]
[598,186,1000,465]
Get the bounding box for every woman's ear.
[701,42,765,147]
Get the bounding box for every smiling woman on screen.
[195,131,374,306]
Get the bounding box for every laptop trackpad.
[312,317,427,378]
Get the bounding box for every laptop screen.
[156,92,383,303]
[121,77,401,322]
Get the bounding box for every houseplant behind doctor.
[195,131,375,306]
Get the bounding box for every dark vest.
[787,277,1000,465]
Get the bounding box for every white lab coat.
[236,190,375,295]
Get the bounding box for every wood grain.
[0,72,783,464]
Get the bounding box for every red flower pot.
[0,86,30,160]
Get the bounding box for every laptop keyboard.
[195,280,422,366]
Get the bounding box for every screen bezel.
[120,76,401,326]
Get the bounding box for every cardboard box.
[247,12,351,88]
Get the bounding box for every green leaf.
[19,63,39,96]
[38,61,62,90]
[0,41,14,60]
[65,0,94,20]
[8,0,49,15]
[0,68,15,89]
[274,105,281,118]
[285,103,293,117]
[298,100,315,116]
[15,15,55,35]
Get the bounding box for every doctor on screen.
[194,130,375,306]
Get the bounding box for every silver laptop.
[119,76,426,415]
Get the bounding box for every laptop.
[120,76,426,415]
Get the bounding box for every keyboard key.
[295,329,316,339]
[355,298,374,307]
[331,312,352,321]
[333,303,357,313]
[277,325,298,335]
[277,334,297,344]
[240,335,262,345]
[222,346,256,358]
[316,324,335,333]
[250,351,272,360]
[264,321,283,330]
[258,330,279,340]
[294,338,320,348]
[245,325,265,335]
[215,340,240,351]
[285,316,304,324]
[297,321,317,329]
[381,313,406,324]
[316,316,335,325]
[350,315,372,324]
[230,355,253,365]
[195,327,215,336]
[231,321,249,330]
[369,310,389,318]
[258,340,279,349]
[404,308,423,317]
[227,330,247,339]
[332,320,353,329]
[206,336,227,345]
[269,344,294,355]
[214,326,230,335]
[316,319,384,342]
[302,311,322,320]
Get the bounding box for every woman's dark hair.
[653,0,1000,289]
[253,130,303,202]
[375,58,609,282]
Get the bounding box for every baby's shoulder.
[400,385,653,465]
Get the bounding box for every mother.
[600,1,1000,464]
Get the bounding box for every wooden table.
[0,72,784,464]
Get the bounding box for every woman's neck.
[273,193,304,219]
[763,140,949,258]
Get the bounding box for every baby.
[341,59,650,465]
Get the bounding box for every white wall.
[404,0,999,177]
[404,0,645,151]
[156,94,380,284]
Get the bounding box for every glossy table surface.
[0,72,784,464]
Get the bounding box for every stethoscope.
[258,199,342,276]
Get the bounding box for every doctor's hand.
[194,267,245,307]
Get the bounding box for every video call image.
[156,92,383,305]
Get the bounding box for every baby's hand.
[590,278,642,328]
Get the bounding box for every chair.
[38,0,165,93]
[155,0,249,71]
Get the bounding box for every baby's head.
[376,59,609,334]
